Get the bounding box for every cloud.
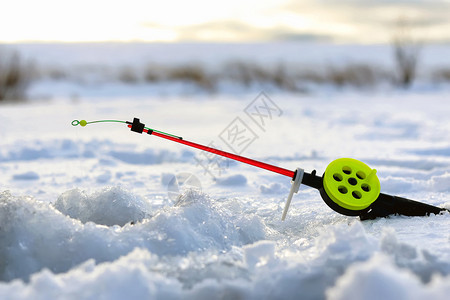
[166,1,450,43]
[280,0,450,42]
[271,32,333,42]
[284,0,450,25]
[3,0,448,43]
[157,20,334,42]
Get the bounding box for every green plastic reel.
[321,158,381,215]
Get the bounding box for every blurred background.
[1,0,450,102]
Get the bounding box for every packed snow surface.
[1,43,450,300]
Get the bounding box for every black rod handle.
[359,193,448,220]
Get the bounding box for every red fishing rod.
[72,117,448,220]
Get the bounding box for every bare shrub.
[326,64,382,88]
[118,66,140,84]
[391,17,421,88]
[432,68,450,83]
[51,69,67,80]
[223,61,300,90]
[0,49,32,102]
[167,65,216,91]
[223,61,386,90]
[224,61,263,86]
[271,64,299,91]
[144,65,163,82]
[295,68,326,85]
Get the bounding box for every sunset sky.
[1,0,449,43]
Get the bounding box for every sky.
[1,0,449,44]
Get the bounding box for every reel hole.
[361,183,371,192]
[352,191,362,199]
[338,186,348,194]
[333,173,343,182]
[356,171,366,180]
[342,166,352,175]
[348,177,357,186]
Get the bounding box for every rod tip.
[71,120,87,127]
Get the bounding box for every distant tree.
[391,17,421,88]
[0,49,31,102]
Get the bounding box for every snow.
[12,171,40,181]
[215,174,247,186]
[54,187,150,226]
[1,42,450,299]
[327,254,450,300]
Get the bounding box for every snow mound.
[215,174,247,186]
[54,187,150,226]
[0,189,267,282]
[379,227,450,282]
[0,248,180,300]
[12,171,40,181]
[259,182,284,194]
[327,254,450,300]
[429,173,450,192]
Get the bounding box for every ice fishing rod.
[72,118,448,220]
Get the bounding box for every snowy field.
[1,43,450,299]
